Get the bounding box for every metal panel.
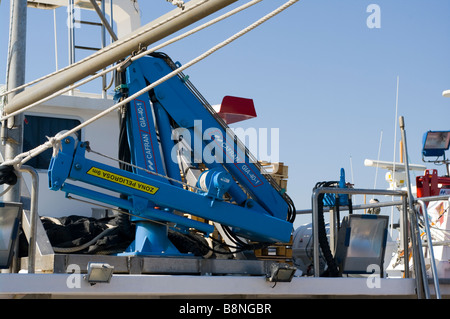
[0,273,424,298]
[49,253,271,276]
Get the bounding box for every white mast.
[3,0,27,202]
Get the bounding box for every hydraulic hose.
[314,181,340,277]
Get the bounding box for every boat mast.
[3,0,27,202]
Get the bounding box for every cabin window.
[23,115,81,170]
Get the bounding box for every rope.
[0,164,18,185]
[1,0,299,169]
[0,0,263,124]
[0,0,210,100]
[166,0,185,9]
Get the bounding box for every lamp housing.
[422,131,450,158]
[0,202,22,269]
[266,262,297,283]
[84,262,114,284]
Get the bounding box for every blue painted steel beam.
[50,138,292,243]
[61,182,214,234]
[128,55,289,221]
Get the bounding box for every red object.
[214,96,257,124]
[416,169,450,198]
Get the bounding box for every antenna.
[390,76,400,236]
[349,155,354,185]
[373,130,383,191]
[392,76,400,189]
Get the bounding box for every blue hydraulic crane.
[48,52,295,256]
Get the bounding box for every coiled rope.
[166,0,185,9]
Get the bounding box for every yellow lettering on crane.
[87,167,159,195]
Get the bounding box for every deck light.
[0,202,22,269]
[335,214,389,276]
[266,262,297,283]
[84,262,114,285]
[422,131,450,158]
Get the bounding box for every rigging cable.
[0,0,301,256]
[2,0,300,169]
[151,51,296,223]
[0,0,264,104]
[0,0,211,99]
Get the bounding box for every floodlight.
[266,263,297,283]
[335,214,388,276]
[0,202,22,269]
[422,131,450,158]
[84,262,114,285]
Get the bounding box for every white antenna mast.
[390,76,400,236]
[349,155,354,185]
[392,76,400,189]
[373,130,383,190]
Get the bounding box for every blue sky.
[1,1,449,226]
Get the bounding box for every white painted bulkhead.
[20,91,120,218]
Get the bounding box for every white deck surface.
[0,273,427,299]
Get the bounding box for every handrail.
[416,195,449,299]
[18,166,39,274]
[409,204,429,298]
[399,116,428,299]
[297,199,405,214]
[310,186,448,298]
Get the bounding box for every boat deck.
[1,273,448,299]
[1,253,448,299]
